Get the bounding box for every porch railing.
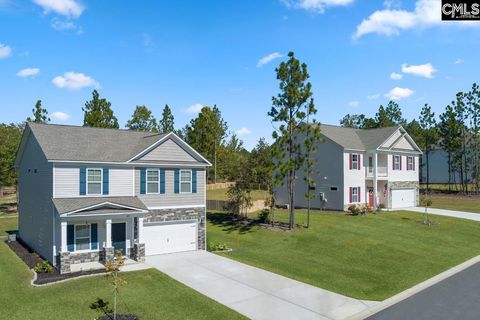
[366,166,388,178]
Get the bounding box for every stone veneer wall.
[388,181,419,208]
[144,207,206,250]
[59,251,100,274]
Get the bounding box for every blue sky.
[1,0,479,149]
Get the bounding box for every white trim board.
[147,205,205,210]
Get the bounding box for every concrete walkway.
[403,207,480,222]
[146,251,377,320]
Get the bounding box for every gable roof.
[53,196,147,216]
[21,123,210,165]
[319,124,420,152]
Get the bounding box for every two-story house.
[14,123,211,273]
[274,124,422,211]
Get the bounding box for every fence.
[206,199,267,213]
[206,182,235,190]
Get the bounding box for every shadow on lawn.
[207,212,255,234]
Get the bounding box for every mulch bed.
[6,239,106,285]
[99,314,139,320]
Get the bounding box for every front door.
[112,222,126,255]
[368,189,374,207]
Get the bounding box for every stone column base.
[101,247,115,263]
[133,243,145,263]
[59,251,71,274]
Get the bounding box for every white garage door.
[143,221,197,256]
[391,189,416,209]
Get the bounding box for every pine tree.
[82,90,119,128]
[159,104,175,133]
[125,105,158,132]
[27,100,50,123]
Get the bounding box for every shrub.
[208,242,228,251]
[34,261,52,273]
[258,209,271,223]
[348,205,361,216]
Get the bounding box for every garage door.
[143,221,197,256]
[391,189,416,209]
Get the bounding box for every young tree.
[185,106,228,183]
[268,51,321,229]
[419,104,438,193]
[83,90,119,128]
[104,250,127,320]
[125,105,158,132]
[159,104,175,133]
[27,100,50,123]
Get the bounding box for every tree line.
[339,83,480,194]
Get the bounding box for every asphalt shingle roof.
[53,196,147,215]
[28,123,168,162]
[319,124,400,150]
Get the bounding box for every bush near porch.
[207,209,480,301]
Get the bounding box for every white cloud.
[454,58,464,65]
[348,100,359,107]
[367,93,380,100]
[185,103,204,114]
[16,68,40,78]
[401,63,436,78]
[282,0,354,14]
[257,52,284,68]
[52,72,98,90]
[390,72,403,80]
[385,87,414,100]
[236,127,251,136]
[0,43,12,58]
[33,0,84,18]
[50,111,71,121]
[353,0,479,39]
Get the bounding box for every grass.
[207,209,480,301]
[207,188,269,201]
[0,215,18,237]
[425,194,480,213]
[0,218,244,320]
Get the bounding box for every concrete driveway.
[146,251,376,320]
[404,207,480,222]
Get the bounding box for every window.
[87,169,102,195]
[146,169,159,194]
[393,155,401,170]
[407,156,414,171]
[368,156,373,174]
[180,170,192,193]
[351,154,359,170]
[75,224,90,251]
[352,187,359,203]
[330,186,338,191]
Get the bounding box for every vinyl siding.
[54,165,134,198]
[381,130,402,148]
[135,168,205,208]
[18,133,54,263]
[388,154,419,182]
[139,138,197,162]
[392,137,416,150]
[343,151,366,206]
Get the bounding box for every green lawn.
[0,215,17,236]
[207,209,480,301]
[428,195,480,213]
[207,188,269,201]
[0,217,244,320]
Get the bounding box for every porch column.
[106,219,112,247]
[61,221,68,252]
[138,217,144,243]
[373,153,378,208]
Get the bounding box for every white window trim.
[352,154,359,170]
[407,156,414,171]
[74,224,92,252]
[393,155,401,171]
[86,168,103,196]
[180,169,192,194]
[352,187,359,203]
[146,169,160,194]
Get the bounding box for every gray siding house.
[15,123,211,273]
[274,125,422,211]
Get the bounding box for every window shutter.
[91,223,98,250]
[349,187,352,203]
[140,168,146,194]
[174,169,180,193]
[103,168,109,195]
[67,225,74,252]
[400,156,402,170]
[413,157,416,171]
[160,169,165,194]
[358,154,362,170]
[349,154,352,170]
[192,169,197,193]
[79,167,86,195]
[392,155,395,171]
[358,187,361,203]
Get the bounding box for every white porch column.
[61,221,68,252]
[373,153,378,208]
[138,217,144,243]
[106,219,112,248]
